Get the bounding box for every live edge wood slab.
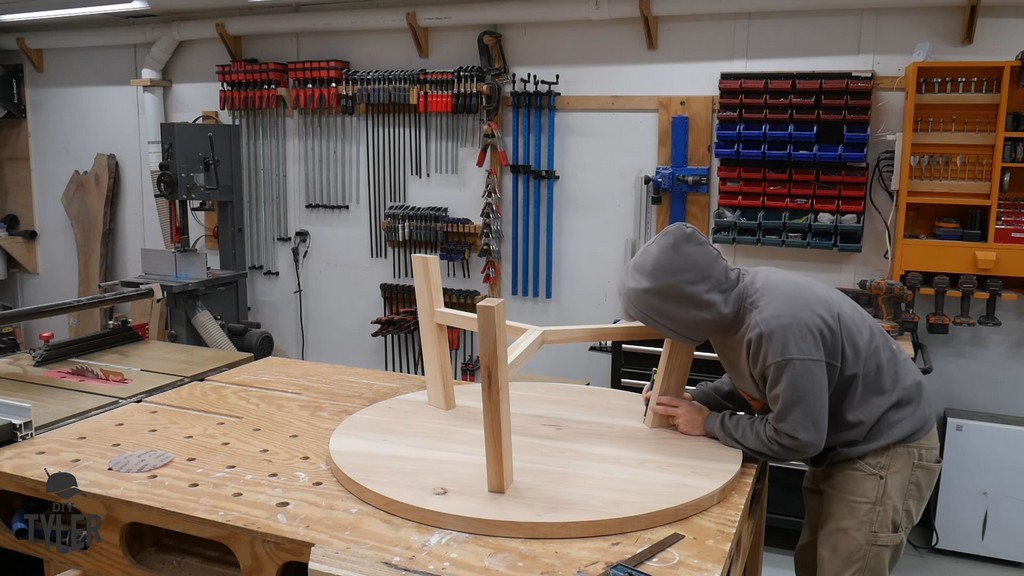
[0,358,766,576]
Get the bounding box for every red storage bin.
[818,169,844,183]
[740,180,765,194]
[765,168,790,180]
[768,79,794,92]
[820,110,844,122]
[848,94,872,108]
[738,196,764,208]
[765,182,790,195]
[848,78,873,92]
[815,183,840,197]
[791,182,815,196]
[795,79,821,91]
[719,78,743,91]
[821,79,848,91]
[743,108,768,121]
[843,168,868,183]
[766,94,792,107]
[846,109,871,122]
[791,94,816,108]
[717,166,741,179]
[741,78,767,91]
[720,93,742,107]
[820,93,847,107]
[718,194,742,207]
[764,196,788,209]
[841,184,866,198]
[788,197,813,210]
[791,110,818,122]
[765,109,792,121]
[839,199,865,213]
[791,169,817,182]
[743,93,767,106]
[717,109,741,122]
[719,179,742,193]
[740,167,766,179]
[813,198,838,212]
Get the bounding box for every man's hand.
[651,395,710,436]
[642,382,693,405]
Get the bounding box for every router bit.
[982,77,989,93]
[932,77,943,94]
[951,115,957,132]
[940,118,944,132]
[919,77,928,94]
[928,117,934,133]
[917,117,922,132]
[957,77,966,93]
[994,77,1000,93]
[970,77,978,93]
[946,77,953,94]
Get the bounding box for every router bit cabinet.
[892,60,1024,280]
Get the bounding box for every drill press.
[927,275,952,335]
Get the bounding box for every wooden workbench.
[0,358,766,576]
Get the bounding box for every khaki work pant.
[794,427,941,576]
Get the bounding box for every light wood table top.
[0,352,183,399]
[0,357,764,576]
[75,339,252,379]
[0,377,116,430]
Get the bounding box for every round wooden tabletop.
[330,381,743,538]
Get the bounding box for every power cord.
[869,150,896,259]
[292,229,311,360]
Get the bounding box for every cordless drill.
[953,274,977,327]
[978,277,1004,327]
[857,278,912,336]
[927,275,951,335]
[900,272,924,334]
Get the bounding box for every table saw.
[0,357,766,576]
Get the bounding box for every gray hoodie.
[619,223,935,467]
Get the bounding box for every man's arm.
[703,359,829,462]
[689,374,755,413]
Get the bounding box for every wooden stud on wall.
[406,12,429,59]
[639,0,658,51]
[961,0,981,45]
[215,22,243,61]
[16,38,42,73]
[476,298,514,493]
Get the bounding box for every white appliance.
[934,409,1024,562]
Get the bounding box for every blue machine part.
[651,115,709,225]
[608,563,653,576]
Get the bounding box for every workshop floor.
[762,528,1024,575]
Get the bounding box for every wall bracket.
[406,12,429,59]
[961,0,981,45]
[16,38,43,73]
[216,22,243,61]
[639,0,658,50]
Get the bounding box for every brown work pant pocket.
[900,460,942,532]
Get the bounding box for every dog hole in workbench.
[279,561,308,576]
[312,481,323,486]
[122,522,241,575]
[188,483,199,488]
[231,492,242,497]
[186,457,196,462]
[275,501,289,508]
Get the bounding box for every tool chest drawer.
[609,340,723,392]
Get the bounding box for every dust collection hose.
[189,300,236,351]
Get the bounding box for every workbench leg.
[477,298,514,493]
[744,463,768,576]
[411,255,456,410]
[643,338,695,428]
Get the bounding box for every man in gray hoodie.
[619,222,940,576]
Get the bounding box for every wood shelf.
[905,195,991,206]
[914,93,1001,105]
[910,132,996,146]
[0,237,37,274]
[1001,163,1024,168]
[1004,132,1024,138]
[906,179,990,194]
[918,286,1018,301]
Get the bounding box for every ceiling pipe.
[1,0,1023,51]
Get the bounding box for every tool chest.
[713,72,872,252]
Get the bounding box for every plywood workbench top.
[0,357,764,576]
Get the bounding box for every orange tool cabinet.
[892,60,1024,280]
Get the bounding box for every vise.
[648,116,708,225]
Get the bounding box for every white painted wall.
[6,4,1024,415]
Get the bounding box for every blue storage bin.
[712,226,736,245]
[836,213,864,233]
[815,144,841,163]
[791,142,815,162]
[790,123,817,142]
[765,142,790,161]
[810,231,835,250]
[766,122,791,141]
[841,143,867,163]
[759,209,787,230]
[734,208,761,230]
[811,212,838,233]
[759,228,784,247]
[716,122,740,142]
[739,142,765,160]
[783,230,809,248]
[838,230,864,252]
[785,210,813,232]
[739,122,766,141]
[714,141,738,159]
[735,228,759,245]
[844,124,869,144]
[713,207,737,230]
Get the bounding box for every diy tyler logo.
[11,469,102,552]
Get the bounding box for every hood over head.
[619,223,745,345]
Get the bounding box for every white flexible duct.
[139,24,182,250]
[190,300,237,351]
[1,0,1023,51]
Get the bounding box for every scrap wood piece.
[61,153,118,337]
